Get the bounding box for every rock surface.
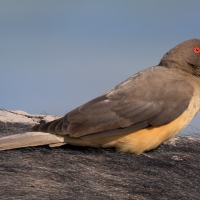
[0,109,199,200]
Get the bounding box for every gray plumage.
[33,39,200,139]
[2,38,200,152]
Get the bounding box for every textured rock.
[0,109,59,124]
[0,110,199,200]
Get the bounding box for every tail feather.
[0,132,65,151]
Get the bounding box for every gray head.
[159,39,200,76]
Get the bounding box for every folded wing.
[34,66,193,139]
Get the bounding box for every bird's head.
[159,38,200,76]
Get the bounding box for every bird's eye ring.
[194,46,200,54]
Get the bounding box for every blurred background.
[1,0,200,136]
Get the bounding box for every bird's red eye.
[194,46,200,53]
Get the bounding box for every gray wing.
[33,66,194,139]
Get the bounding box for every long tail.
[0,132,65,151]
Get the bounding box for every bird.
[1,38,200,155]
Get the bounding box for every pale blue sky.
[1,1,200,136]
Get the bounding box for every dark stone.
[0,122,199,200]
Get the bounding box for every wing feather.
[33,66,194,138]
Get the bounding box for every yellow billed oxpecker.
[1,39,200,154]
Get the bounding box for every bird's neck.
[159,60,200,77]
